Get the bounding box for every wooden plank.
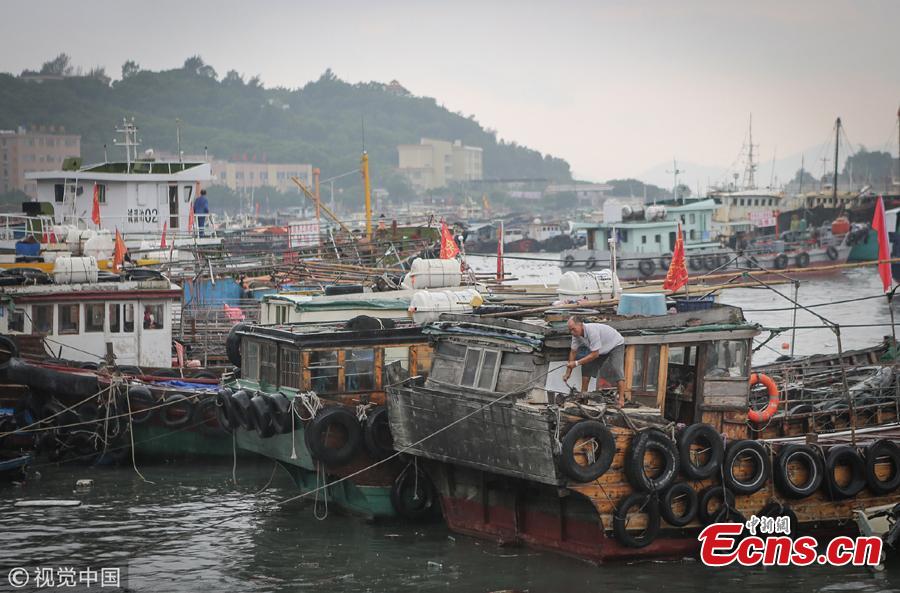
[656,345,669,410]
[623,345,635,402]
[703,379,749,397]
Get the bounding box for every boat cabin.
[583,199,717,254]
[0,278,181,367]
[234,320,432,404]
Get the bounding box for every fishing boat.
[217,317,438,519]
[386,306,900,562]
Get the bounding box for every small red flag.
[439,220,460,259]
[113,229,127,272]
[91,183,101,226]
[160,221,168,249]
[663,223,688,292]
[872,195,892,292]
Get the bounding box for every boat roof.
[26,160,212,182]
[0,278,180,302]
[262,289,416,312]
[236,318,425,348]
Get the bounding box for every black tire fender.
[638,258,656,277]
[613,492,661,548]
[659,482,698,527]
[698,486,738,525]
[269,392,295,434]
[826,245,839,261]
[558,420,616,482]
[585,256,597,270]
[677,423,724,480]
[304,406,362,466]
[723,439,771,496]
[364,406,394,459]
[795,252,810,268]
[226,323,248,368]
[624,429,679,493]
[126,385,156,425]
[773,253,789,270]
[249,393,276,438]
[865,439,900,495]
[774,444,824,499]
[160,393,193,428]
[390,466,437,521]
[758,502,798,536]
[215,389,235,433]
[230,389,255,431]
[0,334,18,370]
[563,255,575,268]
[823,445,866,500]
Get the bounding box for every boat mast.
[832,117,841,205]
[744,113,758,190]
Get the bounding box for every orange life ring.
[748,373,779,423]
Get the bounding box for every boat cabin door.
[107,302,139,365]
[168,185,179,230]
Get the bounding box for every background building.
[397,138,483,191]
[210,158,313,193]
[0,125,81,197]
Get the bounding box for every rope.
[125,384,155,485]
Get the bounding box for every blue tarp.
[152,380,217,391]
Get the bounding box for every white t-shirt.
[571,323,625,355]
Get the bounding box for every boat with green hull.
[218,318,437,520]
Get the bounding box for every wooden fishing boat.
[219,317,437,520]
[386,308,900,562]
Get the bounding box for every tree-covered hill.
[0,55,572,201]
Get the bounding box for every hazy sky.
[1,0,898,185]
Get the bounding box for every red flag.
[160,221,168,249]
[873,195,892,292]
[439,220,459,259]
[663,223,688,292]
[113,229,127,272]
[91,183,101,226]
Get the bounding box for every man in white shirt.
[562,315,626,405]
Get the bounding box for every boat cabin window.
[109,304,136,333]
[430,341,467,384]
[32,305,53,334]
[459,346,501,391]
[705,340,749,378]
[384,347,409,370]
[142,304,164,330]
[309,350,339,393]
[168,185,179,229]
[85,304,105,333]
[665,345,700,424]
[96,184,107,204]
[280,348,301,389]
[8,309,24,333]
[54,184,65,203]
[345,349,375,392]
[259,342,277,385]
[631,345,661,406]
[243,341,259,381]
[58,304,79,335]
[183,185,193,203]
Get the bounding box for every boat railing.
[0,213,56,242]
[175,299,261,366]
[56,213,222,240]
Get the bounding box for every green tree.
[40,53,73,76]
[121,60,141,79]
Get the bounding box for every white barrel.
[53,256,99,284]
[408,288,481,323]
[402,258,462,290]
[557,270,620,301]
[83,230,114,261]
[645,205,667,220]
[65,228,95,256]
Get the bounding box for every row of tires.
[215,389,394,466]
[558,422,900,500]
[126,386,218,431]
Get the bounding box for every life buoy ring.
[161,393,193,428]
[826,245,839,261]
[659,482,698,527]
[613,492,660,548]
[794,252,810,268]
[249,393,276,438]
[390,466,437,520]
[585,256,597,270]
[638,258,656,277]
[748,373,779,423]
[624,429,679,492]
[865,440,900,494]
[723,439,770,495]
[824,445,866,500]
[363,406,394,459]
[773,253,789,270]
[774,444,823,499]
[558,420,616,482]
[304,406,362,466]
[563,255,575,268]
[677,423,724,480]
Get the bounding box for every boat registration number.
[127,208,159,223]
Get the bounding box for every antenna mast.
[667,159,685,203]
[743,113,758,189]
[113,118,140,168]
[832,117,841,204]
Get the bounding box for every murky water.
[2,255,898,592]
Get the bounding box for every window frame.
[458,346,502,392]
[84,303,105,333]
[32,304,54,335]
[58,303,80,335]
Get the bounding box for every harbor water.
[2,257,898,592]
